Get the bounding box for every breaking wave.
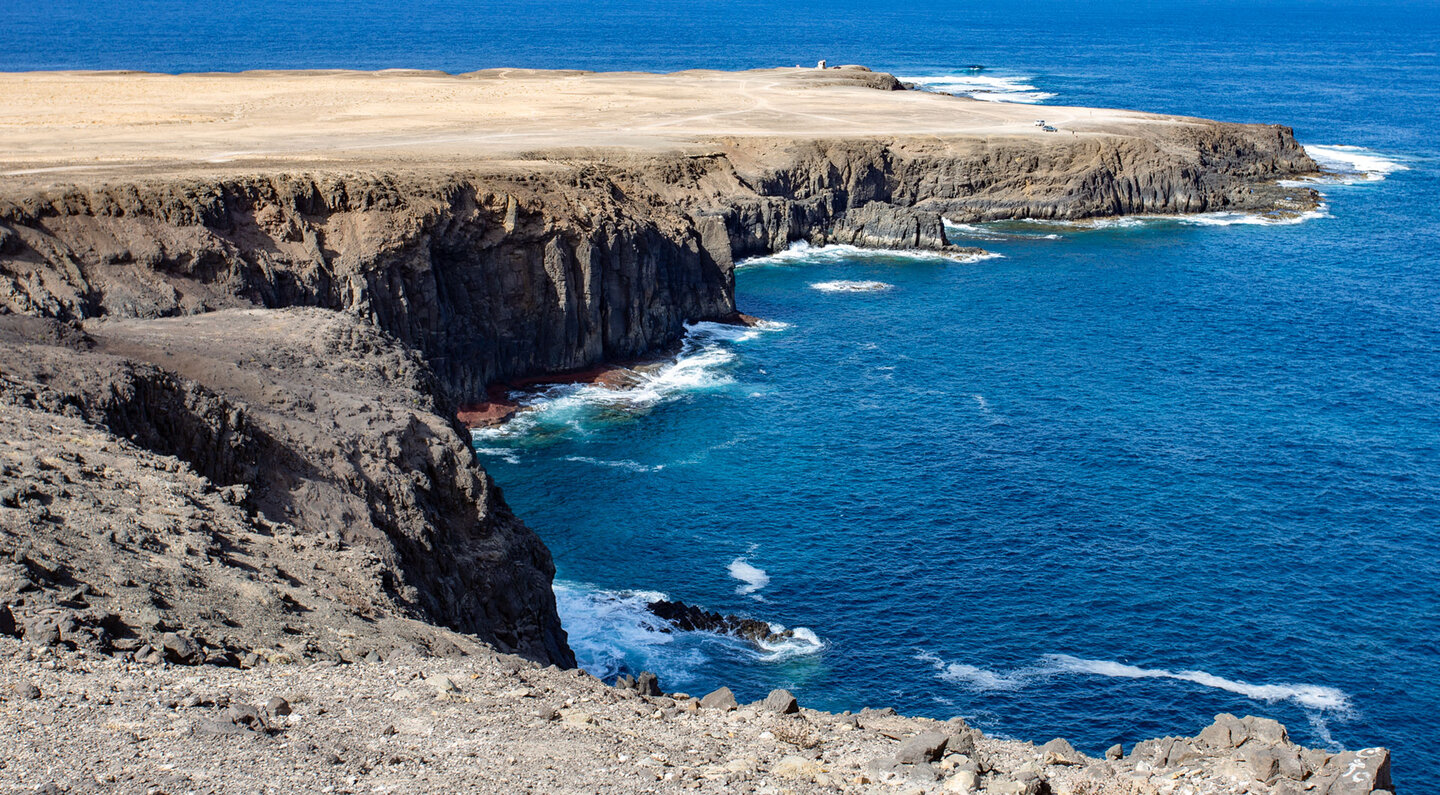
[900,73,1056,104]
[916,651,1353,713]
[471,320,785,449]
[555,581,824,687]
[1281,144,1410,186]
[810,280,894,293]
[737,241,1000,269]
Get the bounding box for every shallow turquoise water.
[5,0,1439,784]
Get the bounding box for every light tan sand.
[0,67,1178,185]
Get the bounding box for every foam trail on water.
[917,652,1035,691]
[737,241,1000,269]
[1045,654,1354,712]
[917,651,1353,713]
[810,280,893,293]
[899,73,1056,104]
[563,455,663,473]
[728,557,771,597]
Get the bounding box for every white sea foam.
[900,73,1056,104]
[917,651,1353,713]
[737,241,1000,269]
[471,320,786,445]
[471,446,521,464]
[810,280,894,293]
[1044,655,1353,712]
[943,220,1064,241]
[755,625,826,661]
[556,581,823,684]
[1021,206,1330,230]
[1299,144,1409,184]
[553,582,698,682]
[563,455,664,473]
[728,557,771,597]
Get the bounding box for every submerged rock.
[645,598,794,648]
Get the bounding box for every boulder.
[1320,748,1392,794]
[0,604,15,636]
[1244,715,1289,745]
[944,770,980,792]
[700,686,738,711]
[265,697,292,717]
[635,671,661,697]
[946,728,979,755]
[1164,739,1204,767]
[895,732,949,764]
[1040,737,1084,765]
[761,689,799,715]
[1198,713,1248,749]
[1244,745,1279,781]
[1105,743,1124,760]
[159,632,201,664]
[22,617,60,647]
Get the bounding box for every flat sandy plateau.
[0,67,1187,185]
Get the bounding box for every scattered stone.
[266,697,292,717]
[895,732,949,764]
[13,681,41,700]
[772,754,821,779]
[22,618,60,648]
[160,632,201,664]
[560,709,595,727]
[699,686,737,711]
[227,703,267,731]
[428,675,462,697]
[761,688,799,715]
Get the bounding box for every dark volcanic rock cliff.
[0,109,1319,668]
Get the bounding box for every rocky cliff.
[0,68,1322,674]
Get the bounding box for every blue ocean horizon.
[6,0,1437,786]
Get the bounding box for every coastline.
[0,66,1392,792]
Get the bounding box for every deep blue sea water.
[4,0,1438,785]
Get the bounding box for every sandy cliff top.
[0,66,1191,185]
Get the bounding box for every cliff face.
[0,125,1315,403]
[0,87,1319,668]
[0,310,572,665]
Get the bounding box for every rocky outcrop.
[0,310,572,665]
[646,598,805,649]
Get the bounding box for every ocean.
[4,0,1437,785]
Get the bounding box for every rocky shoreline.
[0,66,1386,791]
[1,636,1392,794]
